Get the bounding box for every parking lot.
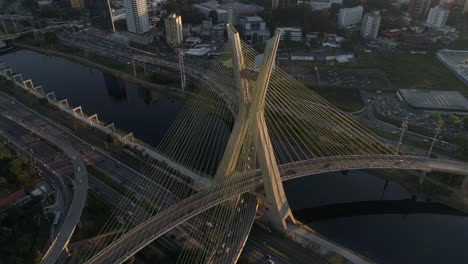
[281,64,391,89]
[363,91,468,140]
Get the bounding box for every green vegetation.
[0,143,38,190]
[370,169,468,213]
[87,165,128,196]
[162,0,204,24]
[114,19,127,32]
[15,33,183,91]
[71,193,114,241]
[313,87,364,112]
[354,52,467,94]
[451,38,468,50]
[35,6,81,19]
[0,0,15,13]
[0,196,51,264]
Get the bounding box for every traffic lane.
[248,227,330,264]
[0,92,179,205]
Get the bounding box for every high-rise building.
[86,0,115,32]
[426,5,450,28]
[338,6,364,27]
[70,0,85,9]
[361,11,381,40]
[165,13,183,47]
[124,0,150,34]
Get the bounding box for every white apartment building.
[361,11,381,39]
[426,6,449,28]
[275,27,302,41]
[338,6,364,27]
[124,0,150,34]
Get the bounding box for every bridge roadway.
[0,113,89,263]
[85,154,468,264]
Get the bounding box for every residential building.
[124,0,150,34]
[165,13,183,47]
[426,6,449,28]
[239,16,270,44]
[211,23,226,42]
[361,11,381,40]
[193,1,263,24]
[338,6,363,27]
[297,0,343,11]
[86,0,115,32]
[275,27,302,42]
[70,0,85,9]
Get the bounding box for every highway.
[243,226,330,264]
[0,91,258,263]
[84,153,468,264]
[0,111,88,263]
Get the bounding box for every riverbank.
[11,42,193,101]
[371,169,468,213]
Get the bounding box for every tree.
[208,10,218,24]
[342,39,354,51]
[432,113,443,125]
[43,31,60,46]
[448,114,460,128]
[114,19,127,32]
[0,144,11,160]
[0,177,7,187]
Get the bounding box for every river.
[2,49,468,264]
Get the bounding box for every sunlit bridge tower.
[223,24,296,232]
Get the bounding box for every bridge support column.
[220,25,295,232]
[22,79,34,90]
[72,106,83,117]
[59,99,69,108]
[46,92,57,102]
[250,33,296,232]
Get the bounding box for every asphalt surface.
[0,97,89,264]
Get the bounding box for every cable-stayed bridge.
[78,25,468,264]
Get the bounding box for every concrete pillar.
[72,106,83,117]
[249,33,296,231]
[59,99,69,108]
[46,92,57,102]
[215,25,251,178]
[23,79,34,90]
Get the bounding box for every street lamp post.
[420,121,443,184]
[427,122,442,158]
[396,117,409,154]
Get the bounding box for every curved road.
[85,154,468,264]
[0,98,88,263]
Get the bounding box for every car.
[127,211,133,216]
[265,254,272,259]
[206,221,214,228]
[266,260,275,264]
[71,155,76,160]
[77,167,81,172]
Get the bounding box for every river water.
[2,49,468,264]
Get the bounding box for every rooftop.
[398,89,468,111]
